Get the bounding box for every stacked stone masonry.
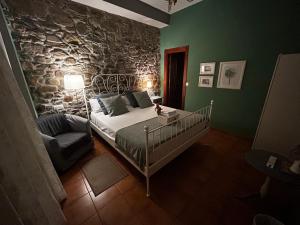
[3,0,160,117]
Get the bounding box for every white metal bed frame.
[86,74,213,197]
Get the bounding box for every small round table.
[245,150,300,198]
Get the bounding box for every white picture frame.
[217,60,246,90]
[200,62,216,75]
[198,76,214,88]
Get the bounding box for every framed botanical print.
[217,60,246,90]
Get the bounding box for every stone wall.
[3,0,160,117]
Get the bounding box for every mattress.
[91,105,208,168]
[91,105,174,140]
[115,109,203,168]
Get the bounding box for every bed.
[86,74,213,196]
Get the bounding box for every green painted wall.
[160,0,300,138]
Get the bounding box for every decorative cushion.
[37,113,70,136]
[121,96,130,106]
[100,95,129,116]
[133,91,153,108]
[89,98,101,112]
[97,93,117,115]
[55,132,91,158]
[125,91,139,108]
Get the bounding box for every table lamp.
[64,74,84,90]
[146,80,153,96]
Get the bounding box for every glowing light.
[64,75,84,90]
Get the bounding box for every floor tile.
[138,202,174,225]
[83,176,92,192]
[80,214,103,225]
[90,185,121,210]
[60,165,83,184]
[98,195,135,225]
[63,194,96,225]
[116,175,139,194]
[123,216,144,225]
[151,188,190,217]
[63,177,89,206]
[123,184,152,213]
[177,201,220,225]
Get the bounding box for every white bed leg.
[146,175,150,197]
[144,126,150,197]
[209,100,214,120]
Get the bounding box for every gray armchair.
[37,113,93,173]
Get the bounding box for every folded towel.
[161,109,177,117]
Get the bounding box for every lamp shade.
[146,80,152,88]
[64,75,84,90]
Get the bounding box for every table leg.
[235,176,271,200]
[260,176,271,198]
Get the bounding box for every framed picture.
[200,62,216,75]
[198,76,214,88]
[217,60,246,90]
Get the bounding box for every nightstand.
[150,96,163,105]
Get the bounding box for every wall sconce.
[64,75,89,119]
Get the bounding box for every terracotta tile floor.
[60,129,295,225]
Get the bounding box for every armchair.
[37,113,93,173]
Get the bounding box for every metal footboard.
[144,100,214,196]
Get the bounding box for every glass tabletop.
[245,150,300,185]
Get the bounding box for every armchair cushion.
[65,114,91,134]
[55,132,91,158]
[37,113,70,136]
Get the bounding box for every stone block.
[46,35,61,43]
[63,95,73,102]
[76,21,88,35]
[54,70,64,78]
[46,78,60,86]
[64,57,76,65]
[49,8,74,27]
[38,85,58,93]
[50,48,68,59]
[63,34,81,45]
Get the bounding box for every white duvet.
[91,105,176,140]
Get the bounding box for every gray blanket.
[115,110,205,168]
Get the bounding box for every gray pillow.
[133,91,153,108]
[97,93,117,115]
[100,95,129,116]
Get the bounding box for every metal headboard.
[87,74,140,97]
[85,74,145,119]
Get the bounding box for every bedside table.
[150,96,163,105]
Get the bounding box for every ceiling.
[140,0,202,14]
[72,0,168,28]
[71,0,202,28]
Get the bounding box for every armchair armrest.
[39,132,65,172]
[65,114,91,135]
[40,133,59,152]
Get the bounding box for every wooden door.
[164,46,189,109]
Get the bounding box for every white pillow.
[89,98,101,112]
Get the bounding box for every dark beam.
[104,0,170,25]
